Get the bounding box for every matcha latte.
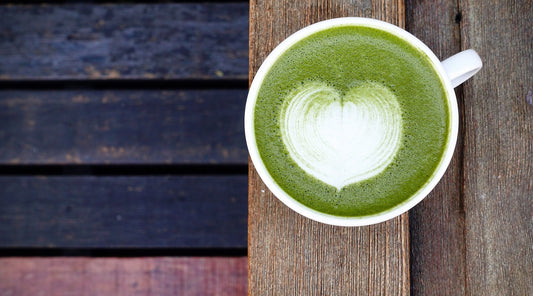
[247,19,457,223]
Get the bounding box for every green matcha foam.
[254,25,449,217]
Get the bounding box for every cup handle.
[441,49,482,88]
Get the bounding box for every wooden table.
[0,1,530,295]
[0,3,249,295]
[249,0,532,295]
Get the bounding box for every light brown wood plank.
[0,257,247,296]
[248,1,409,295]
[405,0,466,295]
[460,0,533,294]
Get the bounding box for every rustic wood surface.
[0,2,250,294]
[405,0,467,294]
[0,3,248,80]
[248,1,409,295]
[0,257,247,296]
[460,1,533,294]
[0,176,247,248]
[1,0,532,295]
[0,90,247,164]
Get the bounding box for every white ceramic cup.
[245,17,482,226]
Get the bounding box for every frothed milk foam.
[280,81,402,189]
[253,24,450,217]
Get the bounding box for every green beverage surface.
[254,25,450,217]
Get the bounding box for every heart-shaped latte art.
[280,81,403,190]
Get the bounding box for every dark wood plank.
[0,257,247,296]
[460,1,533,294]
[0,89,247,164]
[248,1,409,295]
[0,3,248,80]
[405,0,466,295]
[0,176,247,248]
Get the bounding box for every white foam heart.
[280,81,403,190]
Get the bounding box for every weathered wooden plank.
[460,1,533,295]
[0,257,247,296]
[0,176,247,248]
[405,0,466,295]
[0,3,248,80]
[248,1,409,295]
[0,89,247,164]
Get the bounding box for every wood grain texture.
[405,0,466,295]
[0,257,247,296]
[0,3,248,80]
[0,176,247,248]
[0,89,247,164]
[248,1,409,295]
[460,0,533,294]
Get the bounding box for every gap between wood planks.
[0,164,248,176]
[0,79,248,90]
[9,0,250,4]
[0,247,247,257]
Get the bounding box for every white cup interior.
[245,17,459,226]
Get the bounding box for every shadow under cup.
[245,17,462,227]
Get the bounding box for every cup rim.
[245,17,459,226]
